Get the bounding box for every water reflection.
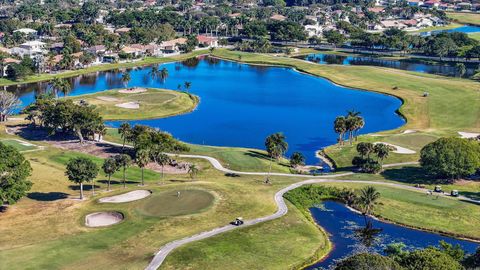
[299,53,478,77]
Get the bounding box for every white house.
[11,41,47,57]
[13,28,37,36]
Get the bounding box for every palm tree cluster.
[334,110,365,145]
[48,77,72,98]
[113,123,192,187]
[352,142,393,173]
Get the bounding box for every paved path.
[145,178,479,270]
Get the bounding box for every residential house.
[13,28,37,37]
[160,38,187,53]
[1,58,21,76]
[11,41,47,58]
[196,35,218,47]
[270,14,286,21]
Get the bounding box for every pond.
[298,53,479,77]
[424,25,480,35]
[9,56,405,164]
[306,201,479,269]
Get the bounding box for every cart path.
[145,178,479,270]
[102,140,418,178]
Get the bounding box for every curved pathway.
[145,178,478,270]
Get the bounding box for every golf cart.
[231,217,244,226]
[451,190,459,197]
[434,185,442,193]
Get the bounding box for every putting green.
[138,189,215,217]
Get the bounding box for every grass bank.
[69,88,198,121]
[447,12,480,26]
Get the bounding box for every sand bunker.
[458,132,480,139]
[375,142,416,154]
[115,102,140,109]
[402,129,417,134]
[97,96,120,102]
[118,87,147,94]
[99,190,152,203]
[85,212,123,227]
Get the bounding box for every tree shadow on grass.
[381,166,442,184]
[69,184,103,191]
[27,192,69,201]
[459,192,480,202]
[245,150,290,168]
[95,180,140,186]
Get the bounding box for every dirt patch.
[85,211,123,227]
[99,190,152,203]
[97,96,120,102]
[115,102,139,109]
[118,87,147,94]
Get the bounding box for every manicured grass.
[138,189,215,217]
[470,32,480,41]
[447,12,480,26]
[161,201,330,270]
[69,88,198,120]
[0,139,38,152]
[0,50,208,87]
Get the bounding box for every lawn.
[447,12,480,26]
[0,139,39,152]
[470,32,480,41]
[68,88,198,120]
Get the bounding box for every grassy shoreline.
[447,12,480,26]
[68,88,199,121]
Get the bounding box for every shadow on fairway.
[28,192,70,201]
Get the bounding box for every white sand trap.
[115,102,140,109]
[99,190,151,203]
[97,96,120,102]
[85,212,123,227]
[118,87,147,94]
[375,142,416,154]
[458,132,480,139]
[402,129,417,134]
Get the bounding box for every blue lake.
[10,56,405,164]
[306,201,479,269]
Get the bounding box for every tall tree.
[118,122,131,151]
[184,81,192,92]
[65,157,99,200]
[102,157,118,191]
[357,186,380,225]
[0,90,21,122]
[374,143,391,165]
[334,116,347,145]
[265,132,288,178]
[0,142,32,206]
[135,149,150,186]
[121,72,131,88]
[49,77,71,98]
[159,67,169,83]
[188,164,199,179]
[114,154,131,188]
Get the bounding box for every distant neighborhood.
[0,0,478,79]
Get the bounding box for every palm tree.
[102,157,118,191]
[265,132,288,179]
[121,72,131,88]
[356,142,375,159]
[159,68,169,83]
[346,110,360,144]
[184,81,192,92]
[135,149,150,186]
[358,186,381,225]
[374,143,391,165]
[188,164,199,179]
[118,122,131,151]
[177,84,182,91]
[49,77,71,98]
[114,154,132,188]
[334,116,347,145]
[155,152,170,180]
[456,63,466,77]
